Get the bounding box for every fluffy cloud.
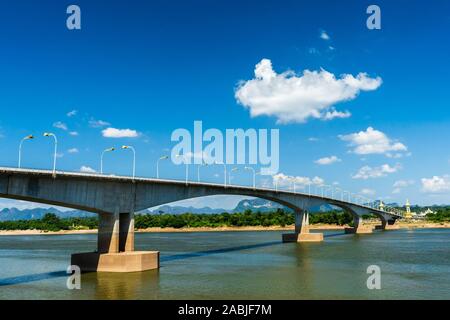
[273,173,324,188]
[235,59,382,124]
[53,121,68,131]
[339,127,407,156]
[352,164,401,179]
[69,131,79,136]
[315,155,341,165]
[67,148,79,154]
[320,30,330,40]
[421,175,450,194]
[80,166,96,173]
[102,127,139,138]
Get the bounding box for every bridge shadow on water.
[0,271,67,287]
[0,232,347,286]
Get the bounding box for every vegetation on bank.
[425,208,450,222]
[2,207,448,232]
[0,209,353,231]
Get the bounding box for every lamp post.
[229,167,238,185]
[43,133,57,176]
[100,147,115,174]
[121,145,136,180]
[157,155,168,179]
[18,135,34,168]
[214,161,227,187]
[244,166,256,189]
[176,154,189,185]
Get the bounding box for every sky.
[0,0,449,210]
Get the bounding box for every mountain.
[145,205,227,215]
[0,207,95,221]
[233,198,287,212]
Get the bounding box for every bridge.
[0,167,403,272]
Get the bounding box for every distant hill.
[0,199,445,221]
[0,207,95,221]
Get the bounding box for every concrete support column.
[283,209,323,242]
[119,212,135,252]
[98,210,120,253]
[375,216,399,231]
[345,214,373,234]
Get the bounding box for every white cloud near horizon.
[80,166,96,173]
[273,173,324,188]
[339,127,407,156]
[102,127,139,138]
[421,175,450,194]
[235,59,382,123]
[315,155,341,165]
[352,164,401,179]
[360,188,376,196]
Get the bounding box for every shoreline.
[0,221,449,236]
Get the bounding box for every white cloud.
[339,127,407,156]
[102,127,139,138]
[56,152,64,158]
[393,180,414,188]
[360,188,376,196]
[352,164,401,179]
[392,188,402,194]
[69,131,79,136]
[308,137,319,142]
[67,110,77,117]
[53,121,68,131]
[273,173,324,188]
[67,148,79,154]
[80,166,96,173]
[89,119,111,128]
[235,59,382,124]
[421,175,450,194]
[320,30,330,40]
[315,155,341,165]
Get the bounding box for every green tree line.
[0,209,357,232]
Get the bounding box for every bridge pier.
[282,210,323,242]
[345,215,373,234]
[71,211,159,273]
[375,217,399,231]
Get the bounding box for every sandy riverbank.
[0,221,449,236]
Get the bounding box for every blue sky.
[0,0,449,209]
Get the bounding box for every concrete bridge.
[0,167,403,272]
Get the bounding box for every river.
[0,228,449,299]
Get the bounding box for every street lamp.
[18,135,34,168]
[244,166,256,189]
[214,161,227,187]
[228,167,238,185]
[121,145,136,180]
[176,154,189,185]
[157,155,169,179]
[100,147,115,174]
[43,132,57,176]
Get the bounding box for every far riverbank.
[0,221,449,236]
